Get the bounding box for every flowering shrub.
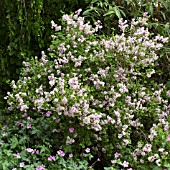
[3,9,170,169]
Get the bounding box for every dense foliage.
[0,0,170,169]
[0,0,87,110]
[1,10,170,169]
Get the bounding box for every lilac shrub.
[4,9,170,169]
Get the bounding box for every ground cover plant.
[1,9,170,169]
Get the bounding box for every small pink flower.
[85,148,90,153]
[22,113,27,117]
[62,97,68,104]
[13,153,21,158]
[57,150,65,156]
[20,162,25,167]
[26,148,34,153]
[2,132,7,137]
[69,153,73,158]
[48,156,56,161]
[17,122,24,127]
[97,158,100,161]
[46,111,51,117]
[69,128,74,133]
[111,160,116,164]
[27,116,31,120]
[31,149,36,154]
[122,161,129,167]
[27,123,31,129]
[2,127,5,131]
[36,150,40,154]
[167,135,170,142]
[36,164,45,170]
[114,152,121,158]
[143,12,148,17]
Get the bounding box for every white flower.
[66,136,75,145]
[62,97,68,105]
[148,156,154,162]
[158,148,164,152]
[20,105,29,112]
[85,148,90,153]
[55,26,61,32]
[122,161,129,167]
[156,159,161,166]
[83,116,91,124]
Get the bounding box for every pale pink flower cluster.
[51,20,61,31]
[48,74,56,87]
[57,150,65,156]
[36,164,45,170]
[61,9,102,35]
[119,18,128,32]
[68,77,80,90]
[20,162,25,167]
[26,148,39,154]
[48,155,56,161]
[13,153,21,158]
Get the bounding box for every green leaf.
[162,1,170,9]
[160,11,166,20]
[99,1,103,7]
[164,23,170,34]
[149,5,153,15]
[103,10,114,16]
[104,167,115,170]
[152,166,162,170]
[9,50,15,56]
[137,165,151,170]
[163,160,170,168]
[113,6,121,18]
[91,0,99,4]
[4,149,13,156]
[82,9,93,16]
[11,137,18,149]
[119,9,126,17]
[166,81,170,88]
[3,160,9,170]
